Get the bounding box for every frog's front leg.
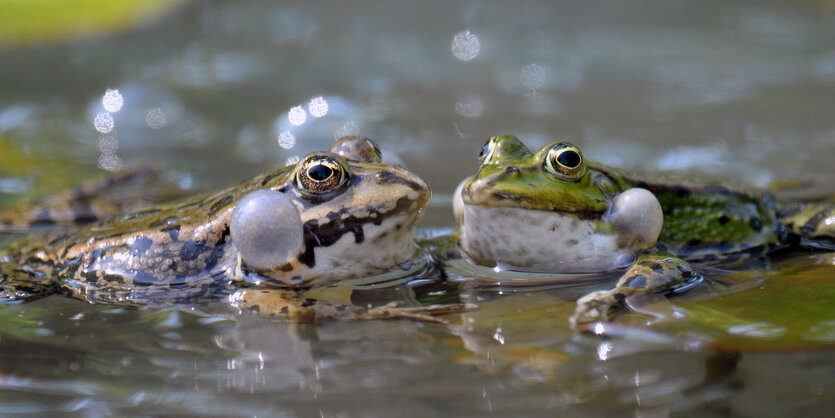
[233,288,467,325]
[570,251,702,327]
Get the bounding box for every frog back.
[591,163,785,258]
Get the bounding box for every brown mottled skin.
[0,137,465,323]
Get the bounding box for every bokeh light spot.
[285,155,300,166]
[102,89,123,113]
[308,96,328,118]
[521,63,547,90]
[93,111,115,133]
[288,106,307,126]
[454,95,484,118]
[145,108,167,130]
[278,131,296,149]
[451,30,480,62]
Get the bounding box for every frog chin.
[302,212,420,285]
[458,204,636,273]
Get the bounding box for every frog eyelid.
[543,144,585,179]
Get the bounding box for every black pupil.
[308,164,333,181]
[479,142,490,158]
[557,150,581,168]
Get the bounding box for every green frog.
[0,136,462,323]
[453,134,834,326]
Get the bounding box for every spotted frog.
[0,137,461,323]
[454,134,835,326]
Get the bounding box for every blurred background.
[1,0,834,215]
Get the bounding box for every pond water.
[1,0,834,415]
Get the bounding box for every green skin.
[458,134,835,326]
[0,137,464,323]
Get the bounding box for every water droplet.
[288,106,307,126]
[145,108,167,129]
[451,30,480,62]
[278,131,296,149]
[93,112,115,133]
[101,89,123,113]
[285,155,300,166]
[308,96,328,118]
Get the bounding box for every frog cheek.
[230,190,304,271]
[602,188,663,249]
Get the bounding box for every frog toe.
[570,290,618,328]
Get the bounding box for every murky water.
[1,0,834,415]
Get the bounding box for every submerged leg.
[570,251,702,327]
[234,288,469,325]
[0,261,56,302]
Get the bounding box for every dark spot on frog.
[640,260,664,275]
[250,305,261,313]
[566,239,578,246]
[674,186,690,198]
[301,298,316,308]
[129,237,153,256]
[687,238,702,246]
[163,225,180,241]
[717,214,729,225]
[209,194,235,215]
[625,274,647,288]
[491,191,515,200]
[179,241,209,261]
[73,211,98,224]
[749,217,763,232]
[261,172,281,186]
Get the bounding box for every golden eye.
[295,154,349,194]
[544,143,585,179]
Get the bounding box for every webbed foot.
[570,251,702,328]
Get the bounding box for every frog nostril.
[505,166,520,175]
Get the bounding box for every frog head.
[232,137,431,286]
[454,134,662,272]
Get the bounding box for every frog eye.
[544,143,585,179]
[478,137,497,162]
[295,154,349,195]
